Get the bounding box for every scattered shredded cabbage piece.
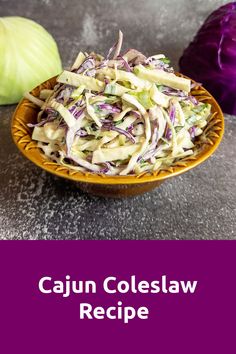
[26,31,212,175]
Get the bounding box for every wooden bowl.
[11,76,224,197]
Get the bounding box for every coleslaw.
[26,31,211,175]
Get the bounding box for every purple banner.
[0,241,235,353]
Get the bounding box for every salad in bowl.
[25,31,213,177]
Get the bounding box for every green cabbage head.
[0,16,62,105]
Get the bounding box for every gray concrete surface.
[0,0,235,239]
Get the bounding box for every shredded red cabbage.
[102,122,135,143]
[117,56,132,72]
[169,104,176,124]
[97,103,121,113]
[189,126,196,138]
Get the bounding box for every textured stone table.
[0,0,235,239]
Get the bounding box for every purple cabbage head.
[179,2,236,115]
